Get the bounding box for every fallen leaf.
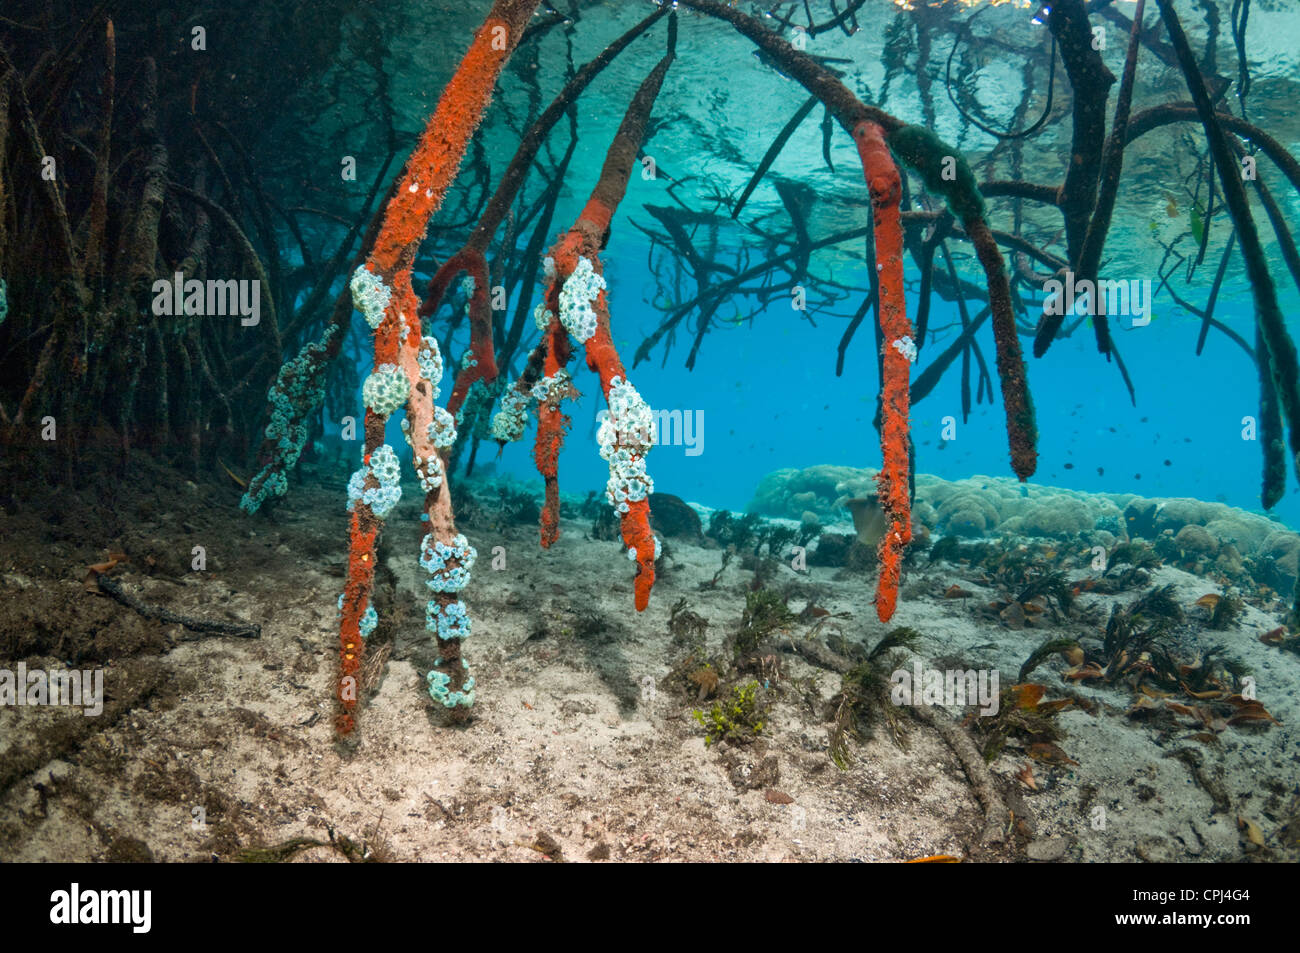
[218,457,248,489]
[82,553,127,591]
[1035,699,1074,714]
[1223,695,1281,725]
[1238,816,1265,847]
[1259,626,1287,645]
[1026,742,1079,766]
[1063,663,1104,682]
[1126,696,1162,718]
[1011,683,1046,710]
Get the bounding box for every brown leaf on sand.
[1224,697,1282,727]
[218,457,248,489]
[1035,698,1074,714]
[1010,683,1046,710]
[1126,695,1161,718]
[1027,742,1079,766]
[83,551,128,591]
[764,789,794,804]
[1237,815,1266,847]
[1063,662,1104,682]
[1259,626,1287,645]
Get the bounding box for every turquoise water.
[330,1,1300,531]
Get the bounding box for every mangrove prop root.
[441,249,494,418]
[854,121,911,624]
[97,575,261,639]
[672,1,1038,484]
[528,24,675,612]
[338,0,539,735]
[418,6,668,319]
[909,705,1009,847]
[534,321,573,549]
[968,217,1039,481]
[771,636,1008,850]
[887,124,1037,480]
[1155,0,1300,490]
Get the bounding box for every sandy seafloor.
[1,457,1298,863]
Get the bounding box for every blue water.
[394,224,1300,532]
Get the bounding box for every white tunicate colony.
[417,335,443,392]
[346,443,402,519]
[350,266,392,330]
[531,369,570,408]
[892,335,918,364]
[428,406,458,449]
[626,537,663,562]
[362,364,409,416]
[598,376,655,514]
[489,387,532,443]
[558,256,605,344]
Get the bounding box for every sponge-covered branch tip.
[854,120,912,623]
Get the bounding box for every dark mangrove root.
[908,705,1010,848]
[1156,0,1300,496]
[97,575,261,639]
[675,0,1038,481]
